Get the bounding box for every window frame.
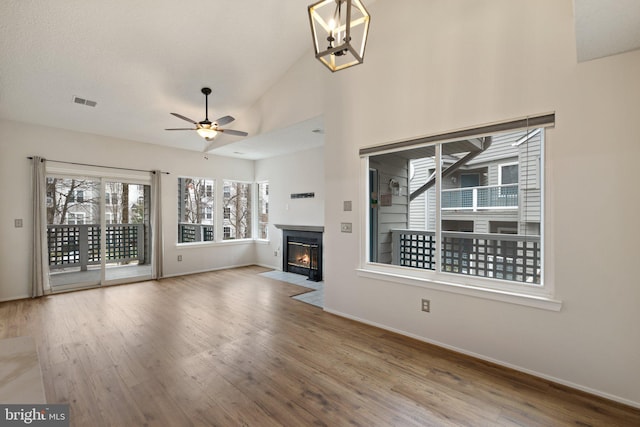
[498,161,519,186]
[358,116,560,311]
[66,212,86,225]
[222,179,253,241]
[498,161,519,198]
[177,176,216,245]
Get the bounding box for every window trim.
[359,113,555,156]
[356,266,561,311]
[498,161,519,199]
[66,211,86,225]
[498,161,519,186]
[359,115,557,308]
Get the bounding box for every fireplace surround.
[275,225,324,282]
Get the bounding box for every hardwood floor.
[1,266,638,426]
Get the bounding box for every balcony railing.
[391,229,540,284]
[442,184,518,211]
[47,223,145,271]
[178,223,214,243]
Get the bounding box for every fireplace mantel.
[275,224,324,233]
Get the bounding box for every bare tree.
[224,182,251,239]
[46,178,99,225]
[183,178,210,223]
[122,183,129,223]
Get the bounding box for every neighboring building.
[409,129,541,235]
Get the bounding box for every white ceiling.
[574,0,640,62]
[211,116,325,160]
[0,0,321,157]
[1,1,639,160]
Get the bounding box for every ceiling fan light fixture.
[196,127,218,139]
[308,0,370,72]
[166,87,248,142]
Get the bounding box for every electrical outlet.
[421,299,430,313]
[14,219,23,228]
[177,255,183,262]
[274,250,278,257]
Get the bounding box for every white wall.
[247,0,640,407]
[0,119,256,301]
[254,146,325,269]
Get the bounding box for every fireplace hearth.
[276,225,323,282]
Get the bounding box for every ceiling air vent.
[72,95,97,107]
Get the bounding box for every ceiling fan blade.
[214,115,235,126]
[165,128,196,131]
[170,112,198,125]
[220,129,248,137]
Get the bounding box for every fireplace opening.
[287,242,319,271]
[278,226,323,282]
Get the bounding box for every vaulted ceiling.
[0,0,314,155]
[1,1,639,159]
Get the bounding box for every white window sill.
[220,238,254,244]
[176,239,255,248]
[356,268,562,311]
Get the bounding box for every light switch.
[14,219,23,228]
[341,222,352,233]
[343,201,352,211]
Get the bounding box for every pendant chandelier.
[308,0,371,72]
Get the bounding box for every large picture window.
[178,177,215,243]
[363,115,552,293]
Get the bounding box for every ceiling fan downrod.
[201,87,212,123]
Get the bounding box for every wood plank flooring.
[1,265,638,426]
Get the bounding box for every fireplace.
[276,225,323,282]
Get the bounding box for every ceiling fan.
[165,87,248,142]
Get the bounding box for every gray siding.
[409,157,433,230]
[370,153,410,264]
[407,129,542,234]
[409,158,437,231]
[518,133,541,226]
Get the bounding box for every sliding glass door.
[103,181,152,283]
[46,176,102,289]
[46,174,152,291]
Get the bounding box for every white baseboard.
[255,263,281,270]
[0,293,30,302]
[160,263,254,279]
[323,307,640,410]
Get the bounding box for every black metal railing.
[178,223,214,243]
[391,229,540,284]
[47,223,144,270]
